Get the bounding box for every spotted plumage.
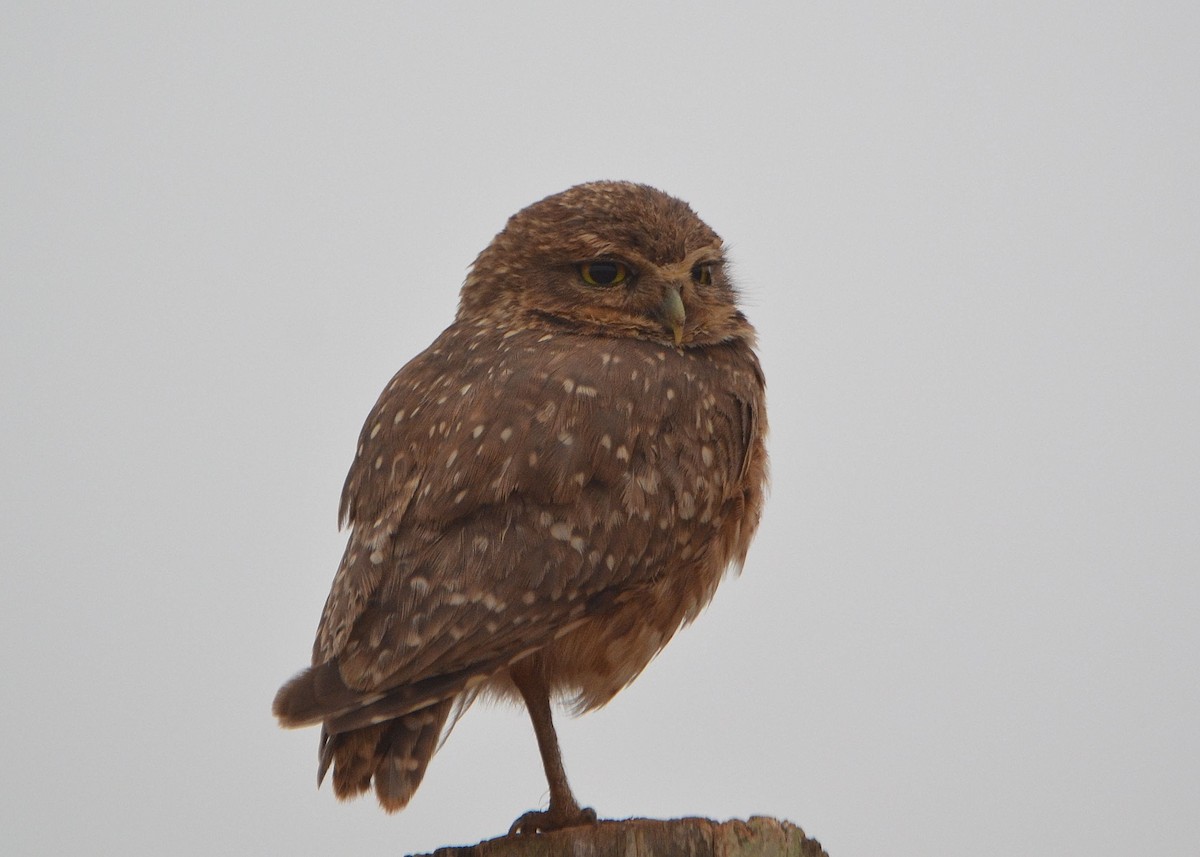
[273,181,768,832]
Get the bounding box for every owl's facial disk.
[501,244,747,348]
[574,256,700,346]
[513,246,737,347]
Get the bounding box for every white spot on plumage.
[562,378,575,394]
[678,491,696,520]
[550,522,572,541]
[500,427,513,442]
[472,424,485,438]
[370,422,382,438]
[636,470,659,494]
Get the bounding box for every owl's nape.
[273,181,768,834]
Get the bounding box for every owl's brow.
[569,243,724,272]
[652,246,726,279]
[686,244,725,263]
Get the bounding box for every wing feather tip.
[272,667,326,729]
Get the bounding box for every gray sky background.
[3,4,1197,856]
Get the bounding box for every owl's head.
[458,181,754,348]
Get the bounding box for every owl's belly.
[484,544,730,714]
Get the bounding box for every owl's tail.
[272,654,512,810]
[318,697,455,812]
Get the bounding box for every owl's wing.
[275,325,675,727]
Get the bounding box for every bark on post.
[411,816,828,857]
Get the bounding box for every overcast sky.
[2,3,1197,856]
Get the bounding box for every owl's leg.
[507,658,598,835]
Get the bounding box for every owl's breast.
[494,334,766,711]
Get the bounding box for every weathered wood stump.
[411,816,827,857]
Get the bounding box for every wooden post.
[411,816,828,857]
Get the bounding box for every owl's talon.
[508,806,597,835]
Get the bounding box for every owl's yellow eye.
[578,261,629,287]
[691,263,713,286]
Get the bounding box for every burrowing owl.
[273,181,768,833]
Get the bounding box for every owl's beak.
[661,286,686,346]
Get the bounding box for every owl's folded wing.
[276,327,688,730]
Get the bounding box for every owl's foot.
[508,805,597,835]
